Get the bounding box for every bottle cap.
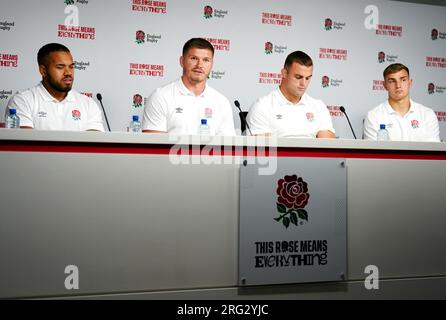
[201,119,207,125]
[9,109,16,115]
[380,124,386,129]
[132,115,139,121]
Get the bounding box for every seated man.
[247,51,335,138]
[6,43,105,131]
[142,38,236,136]
[363,63,440,142]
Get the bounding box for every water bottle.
[5,108,20,129]
[129,115,141,133]
[200,119,210,136]
[377,124,389,141]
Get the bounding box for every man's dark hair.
[383,63,410,79]
[182,38,214,56]
[284,51,313,69]
[37,43,70,67]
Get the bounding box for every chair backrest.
[238,111,248,134]
[362,118,365,139]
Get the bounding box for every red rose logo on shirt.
[411,120,419,129]
[306,112,315,122]
[274,175,310,228]
[72,109,81,121]
[205,108,213,119]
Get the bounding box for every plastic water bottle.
[200,119,210,136]
[377,124,389,141]
[129,115,141,133]
[5,108,20,129]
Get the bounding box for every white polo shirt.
[363,100,440,142]
[142,79,236,136]
[246,89,335,138]
[6,82,105,131]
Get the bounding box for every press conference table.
[1,130,445,299]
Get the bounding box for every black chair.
[238,111,248,134]
[362,118,365,140]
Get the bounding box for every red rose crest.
[72,109,81,120]
[432,28,438,40]
[204,107,213,119]
[378,51,386,63]
[411,119,419,129]
[274,175,309,228]
[133,94,143,108]
[136,30,145,44]
[325,18,333,30]
[322,76,330,88]
[428,83,435,94]
[306,112,315,122]
[265,42,273,54]
[204,6,213,19]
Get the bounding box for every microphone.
[96,93,111,132]
[339,106,357,139]
[234,100,253,136]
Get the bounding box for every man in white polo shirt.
[247,51,335,138]
[142,38,236,136]
[363,63,440,142]
[6,43,104,131]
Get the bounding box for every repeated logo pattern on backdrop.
[0,0,445,139]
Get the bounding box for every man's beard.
[47,75,73,93]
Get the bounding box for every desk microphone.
[96,93,111,132]
[339,106,357,139]
[234,100,252,136]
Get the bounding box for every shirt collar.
[385,99,416,115]
[275,88,308,106]
[177,78,208,98]
[38,82,75,103]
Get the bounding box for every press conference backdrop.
[1,0,445,139]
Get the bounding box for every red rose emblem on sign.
[275,175,310,228]
[204,5,213,19]
[428,83,435,94]
[378,51,385,63]
[136,30,145,44]
[265,42,273,54]
[322,76,330,88]
[432,28,438,40]
[133,94,143,107]
[325,18,333,30]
